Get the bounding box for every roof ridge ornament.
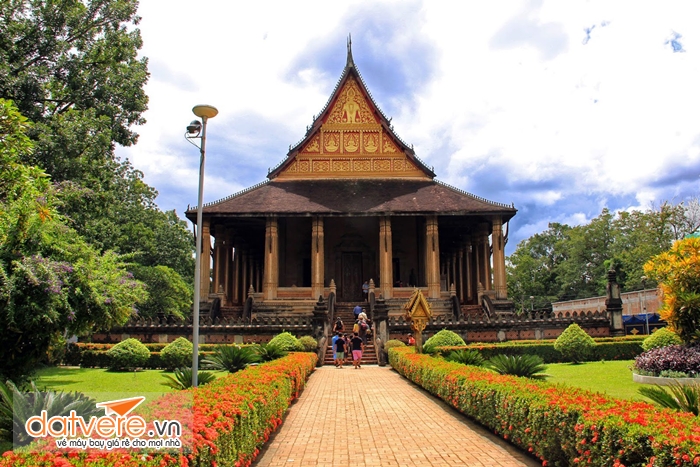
[346,33,355,68]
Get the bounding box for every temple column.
[263,217,279,300]
[311,217,325,300]
[379,216,393,299]
[482,228,492,291]
[212,225,225,294]
[199,219,211,299]
[256,259,262,295]
[451,252,458,297]
[467,240,475,301]
[232,241,241,304]
[425,215,440,298]
[492,217,507,299]
[241,252,248,299]
[458,246,465,303]
[223,229,232,304]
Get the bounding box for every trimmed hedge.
[435,340,644,363]
[389,346,700,467]
[0,352,317,467]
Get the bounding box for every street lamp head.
[186,119,202,136]
[192,104,218,119]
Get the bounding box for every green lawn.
[545,359,650,402]
[32,366,223,403]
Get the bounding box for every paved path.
[253,366,540,467]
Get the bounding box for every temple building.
[185,41,517,317]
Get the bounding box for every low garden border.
[0,352,317,467]
[389,346,700,467]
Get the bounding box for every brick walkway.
[253,366,540,467]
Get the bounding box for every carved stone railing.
[387,309,610,334]
[110,314,315,332]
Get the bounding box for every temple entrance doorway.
[340,252,363,301]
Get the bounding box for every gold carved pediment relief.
[326,77,378,125]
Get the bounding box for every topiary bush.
[553,323,595,363]
[297,335,318,352]
[384,339,406,351]
[423,329,466,354]
[160,337,194,370]
[268,332,303,351]
[106,338,150,371]
[634,344,700,377]
[642,327,683,351]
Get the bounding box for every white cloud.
[117,0,700,253]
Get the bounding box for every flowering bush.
[0,352,317,466]
[634,344,700,377]
[644,237,700,343]
[389,346,700,467]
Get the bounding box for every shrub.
[553,323,595,363]
[160,337,194,370]
[105,338,150,371]
[0,380,102,446]
[297,335,318,352]
[644,237,700,343]
[384,339,406,351]
[390,346,700,467]
[268,332,303,351]
[444,349,484,367]
[161,367,216,390]
[634,344,700,376]
[202,345,260,373]
[642,327,683,351]
[423,329,465,354]
[255,342,288,362]
[485,354,549,379]
[639,381,700,416]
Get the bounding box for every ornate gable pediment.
[271,51,433,180]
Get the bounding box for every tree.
[643,237,700,343]
[0,99,146,381]
[507,223,570,311]
[130,265,192,319]
[0,0,195,302]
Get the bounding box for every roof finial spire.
[346,33,355,68]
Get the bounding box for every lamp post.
[185,104,218,387]
[641,275,649,335]
[530,295,534,311]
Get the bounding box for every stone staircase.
[323,302,378,366]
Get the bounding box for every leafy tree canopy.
[508,203,698,311]
[0,99,147,381]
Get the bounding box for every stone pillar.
[223,229,232,304]
[311,217,325,299]
[200,219,211,299]
[212,225,225,294]
[263,217,279,300]
[479,227,491,291]
[466,240,474,302]
[492,217,507,299]
[425,215,440,298]
[458,246,465,303]
[451,252,458,300]
[241,252,248,298]
[379,216,393,299]
[232,241,241,304]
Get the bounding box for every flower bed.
[389,346,700,467]
[1,352,317,467]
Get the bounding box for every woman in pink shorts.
[350,332,364,369]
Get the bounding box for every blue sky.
[117,0,700,255]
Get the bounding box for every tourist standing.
[408,333,416,346]
[358,318,368,344]
[333,318,344,333]
[331,332,340,366]
[334,333,346,368]
[350,332,364,369]
[353,303,362,320]
[362,280,369,301]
